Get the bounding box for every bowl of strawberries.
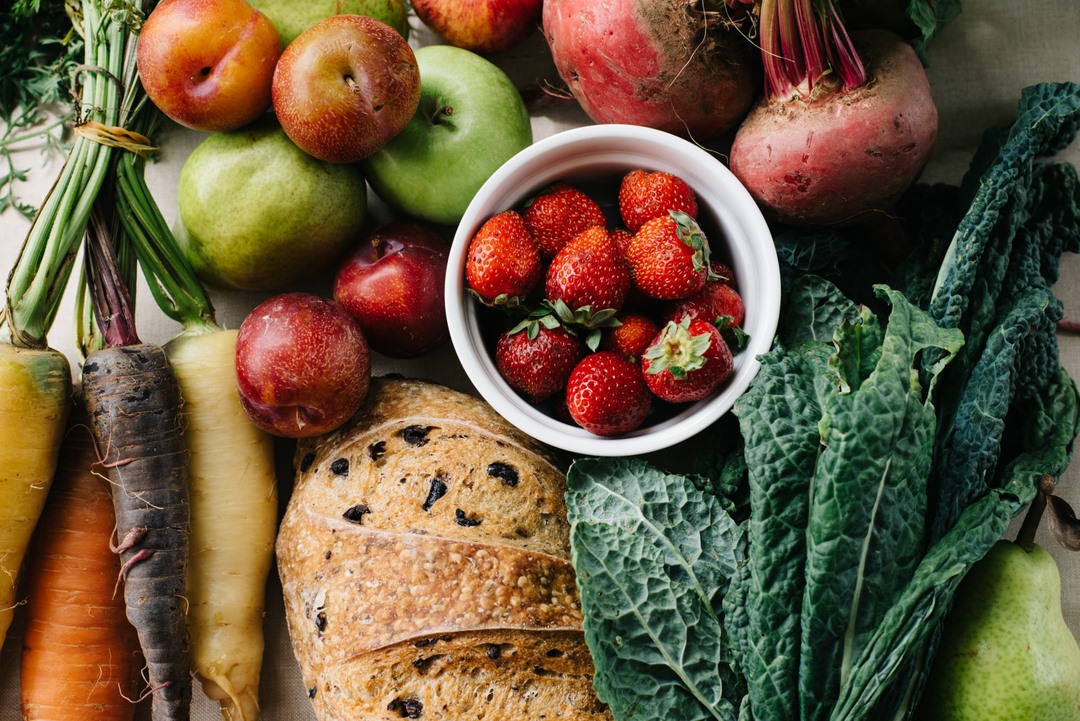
[445,123,781,456]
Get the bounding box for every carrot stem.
[84,204,140,349]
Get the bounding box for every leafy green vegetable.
[833,363,1080,721]
[905,0,962,60]
[566,456,745,721]
[797,289,962,721]
[567,81,1080,721]
[726,338,828,721]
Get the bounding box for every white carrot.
[167,328,278,721]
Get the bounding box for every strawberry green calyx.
[508,306,565,339]
[547,298,621,351]
[643,318,712,380]
[670,210,721,280]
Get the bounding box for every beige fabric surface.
[2,4,1080,719]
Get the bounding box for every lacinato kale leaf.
[726,336,829,721]
[833,363,1080,721]
[926,83,1080,339]
[567,82,1080,721]
[796,288,962,721]
[929,159,1080,540]
[904,0,962,60]
[566,457,744,721]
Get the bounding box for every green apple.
[176,117,367,291]
[247,0,408,47]
[360,44,533,226]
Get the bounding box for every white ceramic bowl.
[445,124,781,457]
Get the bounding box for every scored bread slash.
[277,377,613,721]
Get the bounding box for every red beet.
[542,0,760,141]
[729,20,938,227]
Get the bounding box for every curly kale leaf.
[566,457,745,721]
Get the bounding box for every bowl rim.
[445,123,781,457]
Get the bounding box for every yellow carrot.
[167,328,278,721]
[0,342,72,654]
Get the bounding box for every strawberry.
[618,168,698,233]
[599,312,660,360]
[495,315,586,403]
[465,209,542,306]
[641,317,734,403]
[610,227,635,258]
[564,352,652,436]
[522,182,608,259]
[664,278,745,328]
[709,259,736,286]
[545,226,631,317]
[626,211,713,300]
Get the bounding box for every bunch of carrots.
[0,2,278,720]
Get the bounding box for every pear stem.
[1016,474,1057,553]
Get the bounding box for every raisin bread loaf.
[276,377,612,720]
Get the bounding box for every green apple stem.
[1016,474,1057,553]
[428,102,454,125]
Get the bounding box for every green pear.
[918,539,1080,721]
[247,0,408,47]
[176,117,367,292]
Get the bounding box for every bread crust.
[277,377,612,720]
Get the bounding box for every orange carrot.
[20,417,140,721]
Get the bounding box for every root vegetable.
[729,2,938,226]
[0,344,72,652]
[80,207,191,721]
[542,0,760,140]
[0,0,136,655]
[116,82,278,720]
[20,418,140,721]
[166,329,278,721]
[82,342,191,721]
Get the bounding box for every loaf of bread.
[276,376,612,720]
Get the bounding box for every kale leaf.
[566,82,1080,721]
[566,457,745,721]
